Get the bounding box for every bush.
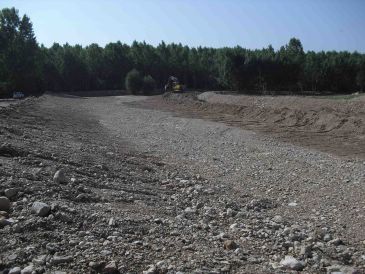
[125,69,142,94]
[357,69,365,92]
[0,82,10,98]
[142,75,156,95]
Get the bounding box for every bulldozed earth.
[1,92,365,274]
[142,92,365,159]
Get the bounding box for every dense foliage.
[1,8,365,96]
[125,69,142,94]
[0,8,42,96]
[142,75,156,95]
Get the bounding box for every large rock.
[51,255,73,265]
[329,238,343,246]
[143,265,157,274]
[9,267,21,274]
[5,188,17,198]
[0,211,9,218]
[0,196,10,212]
[53,169,69,184]
[33,254,47,265]
[0,216,14,228]
[108,217,115,226]
[280,255,305,271]
[103,261,118,274]
[223,240,238,250]
[21,265,34,274]
[31,202,50,217]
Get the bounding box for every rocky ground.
[141,92,365,159]
[0,94,365,274]
[0,99,18,109]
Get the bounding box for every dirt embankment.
[198,92,365,134]
[142,92,365,159]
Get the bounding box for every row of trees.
[0,7,41,95]
[1,7,365,97]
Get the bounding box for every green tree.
[104,42,131,89]
[286,38,304,58]
[85,43,105,89]
[142,75,156,95]
[61,44,89,91]
[357,68,365,92]
[0,7,41,94]
[125,69,142,94]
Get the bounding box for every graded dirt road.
[1,94,365,274]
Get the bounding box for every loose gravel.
[0,94,364,274]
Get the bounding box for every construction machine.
[164,76,185,92]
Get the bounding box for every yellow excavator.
[164,76,185,93]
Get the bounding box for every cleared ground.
[0,93,364,274]
[141,92,365,159]
[0,99,18,109]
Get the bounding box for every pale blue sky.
[2,0,365,52]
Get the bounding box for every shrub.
[142,75,156,95]
[357,69,365,92]
[0,82,10,98]
[125,69,142,94]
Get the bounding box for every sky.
[1,0,365,52]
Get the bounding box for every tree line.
[1,7,365,97]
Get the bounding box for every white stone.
[272,215,283,223]
[184,207,195,213]
[53,169,68,184]
[103,261,117,273]
[21,265,34,274]
[0,217,14,227]
[143,265,157,274]
[31,202,50,217]
[108,217,115,226]
[9,267,21,274]
[33,254,47,265]
[280,255,305,270]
